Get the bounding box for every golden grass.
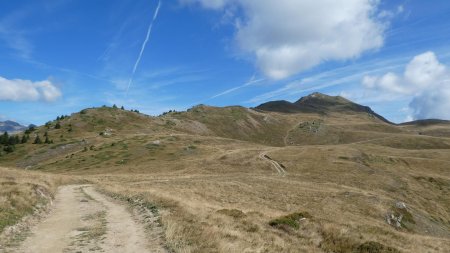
[1,106,449,252]
[87,139,449,252]
[0,167,67,233]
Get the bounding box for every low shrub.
[269,212,311,229]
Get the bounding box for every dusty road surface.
[6,185,166,253]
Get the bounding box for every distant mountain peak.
[295,92,350,106]
[307,92,329,98]
[255,92,392,124]
[0,120,27,134]
[3,120,22,127]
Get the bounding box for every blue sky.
[1,0,450,125]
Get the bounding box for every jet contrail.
[126,0,162,95]
[210,78,265,99]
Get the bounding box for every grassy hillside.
[1,95,449,252]
[0,106,174,169]
[93,143,450,252]
[165,105,293,146]
[2,103,445,171]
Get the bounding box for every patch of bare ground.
[2,185,167,253]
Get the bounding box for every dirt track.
[8,185,166,253]
[259,151,286,176]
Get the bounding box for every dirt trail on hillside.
[259,151,286,176]
[8,185,165,253]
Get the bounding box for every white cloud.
[0,76,62,102]
[363,72,406,94]
[183,0,387,79]
[404,51,446,89]
[362,51,450,120]
[409,87,450,120]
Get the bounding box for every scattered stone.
[395,201,407,209]
[385,212,403,228]
[100,128,113,136]
[386,201,414,229]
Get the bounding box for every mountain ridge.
[254,92,394,124]
[399,119,450,126]
[0,120,27,134]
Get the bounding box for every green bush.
[3,145,15,153]
[269,212,311,229]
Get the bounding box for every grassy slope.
[0,105,449,252]
[165,105,293,146]
[0,167,64,234]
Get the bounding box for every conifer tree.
[34,135,42,144]
[1,132,8,145]
[24,126,35,135]
[21,135,28,144]
[8,136,16,145]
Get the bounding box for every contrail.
[209,73,265,100]
[126,0,162,95]
[210,77,265,99]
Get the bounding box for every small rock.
[385,212,403,228]
[395,201,407,209]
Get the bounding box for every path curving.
[259,151,287,176]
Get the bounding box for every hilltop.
[255,92,392,123]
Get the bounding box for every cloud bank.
[183,0,387,79]
[0,76,61,102]
[362,51,450,120]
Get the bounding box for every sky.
[1,0,450,125]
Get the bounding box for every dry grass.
[1,106,449,252]
[88,141,449,252]
[0,167,68,233]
